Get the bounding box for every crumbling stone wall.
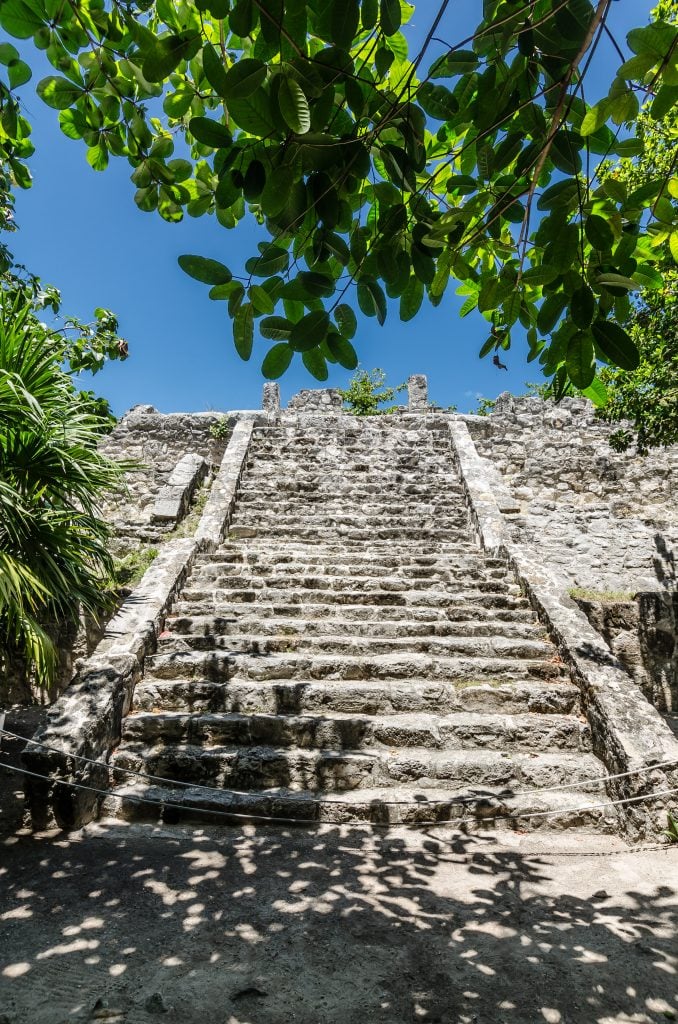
[100,406,232,552]
[574,593,678,718]
[466,395,678,593]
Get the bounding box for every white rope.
[3,726,677,807]
[2,758,678,831]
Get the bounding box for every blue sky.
[10,0,654,415]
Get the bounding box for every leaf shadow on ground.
[0,820,676,1024]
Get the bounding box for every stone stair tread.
[166,614,547,638]
[102,777,617,830]
[132,677,581,716]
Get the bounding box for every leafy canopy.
[1,0,678,390]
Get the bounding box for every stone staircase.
[103,419,616,830]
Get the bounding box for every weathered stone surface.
[21,388,678,838]
[450,417,678,838]
[407,374,428,410]
[151,453,208,524]
[465,394,678,592]
[262,382,280,417]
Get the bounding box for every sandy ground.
[0,817,676,1024]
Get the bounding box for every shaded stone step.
[144,650,566,684]
[133,677,581,717]
[169,600,537,624]
[197,549,505,570]
[155,631,555,661]
[194,561,508,584]
[102,781,618,831]
[183,574,514,596]
[122,710,589,753]
[175,585,524,608]
[226,525,473,542]
[166,613,546,641]
[108,743,603,796]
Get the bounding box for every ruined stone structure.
[22,380,678,839]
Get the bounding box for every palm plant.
[0,298,122,695]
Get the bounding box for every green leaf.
[202,43,230,98]
[537,293,568,335]
[585,214,614,251]
[0,43,19,64]
[597,273,638,292]
[0,0,44,38]
[234,302,254,360]
[612,138,643,158]
[651,84,678,120]
[279,75,310,134]
[521,265,559,286]
[566,331,595,389]
[228,89,277,135]
[260,316,293,340]
[670,231,678,265]
[358,278,387,324]
[247,244,289,276]
[298,271,334,298]
[302,348,329,381]
[627,22,678,60]
[36,76,84,110]
[581,377,608,408]
[400,276,424,321]
[189,116,232,148]
[223,58,267,99]
[591,319,639,370]
[178,254,233,285]
[581,100,610,136]
[262,343,293,379]
[417,82,458,121]
[429,49,479,78]
[326,332,358,369]
[334,303,357,340]
[8,58,30,89]
[289,310,330,351]
[380,0,401,36]
[330,0,359,49]
[632,264,663,290]
[86,142,108,171]
[143,32,199,83]
[570,286,595,329]
[249,283,274,314]
[537,179,579,212]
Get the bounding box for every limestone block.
[262,382,281,416]
[407,374,428,410]
[151,453,207,524]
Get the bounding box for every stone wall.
[574,593,678,716]
[99,406,232,552]
[466,395,678,593]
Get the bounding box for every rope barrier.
[1,757,677,831]
[2,726,677,808]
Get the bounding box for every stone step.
[169,600,536,623]
[144,650,565,684]
[101,781,618,831]
[166,613,546,641]
[175,585,524,608]
[122,709,589,753]
[183,574,515,596]
[228,510,471,529]
[155,632,554,661]
[133,677,581,717]
[194,561,508,583]
[108,743,603,796]
[226,525,473,542]
[210,539,487,557]
[197,549,503,570]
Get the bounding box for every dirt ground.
[0,816,676,1024]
